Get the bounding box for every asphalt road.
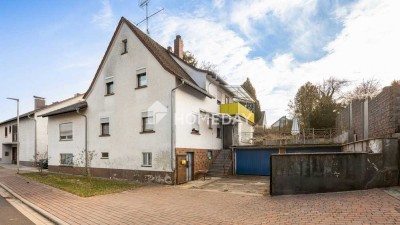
[0,195,34,225]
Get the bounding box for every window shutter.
[100,117,109,124]
[136,68,146,74]
[105,76,114,82]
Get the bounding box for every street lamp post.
[7,97,20,174]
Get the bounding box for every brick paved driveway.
[1,169,400,225]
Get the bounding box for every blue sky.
[1,0,399,124]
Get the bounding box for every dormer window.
[121,39,128,55]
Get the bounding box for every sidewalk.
[1,166,400,224]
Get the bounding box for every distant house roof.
[84,17,213,99]
[0,94,83,125]
[41,101,88,118]
[0,111,35,125]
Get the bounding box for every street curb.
[0,182,68,225]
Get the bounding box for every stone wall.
[48,166,174,184]
[270,138,399,195]
[336,85,400,141]
[368,86,400,138]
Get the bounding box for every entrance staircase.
[208,149,232,177]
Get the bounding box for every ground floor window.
[60,153,73,166]
[142,152,152,167]
[101,152,109,159]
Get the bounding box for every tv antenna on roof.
[137,0,164,35]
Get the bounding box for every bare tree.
[74,149,97,183]
[345,78,381,102]
[35,152,48,175]
[318,76,350,99]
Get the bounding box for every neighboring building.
[0,95,83,166]
[42,17,255,184]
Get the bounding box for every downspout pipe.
[171,79,185,181]
[76,108,88,176]
[27,113,37,165]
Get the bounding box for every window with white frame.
[192,113,200,134]
[142,152,152,167]
[60,123,73,141]
[60,153,73,166]
[141,111,154,132]
[137,73,147,88]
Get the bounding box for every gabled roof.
[41,101,87,118]
[84,17,205,99]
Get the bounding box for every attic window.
[122,39,128,55]
[106,82,114,95]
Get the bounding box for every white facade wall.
[0,123,14,144]
[18,119,36,163]
[82,24,176,172]
[175,78,232,150]
[47,113,85,166]
[35,96,83,157]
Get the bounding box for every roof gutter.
[171,79,185,182]
[76,108,88,176]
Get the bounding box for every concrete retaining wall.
[271,138,399,195]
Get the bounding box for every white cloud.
[151,0,399,126]
[230,0,317,42]
[213,0,225,9]
[91,0,114,30]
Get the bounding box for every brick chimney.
[174,35,184,59]
[33,96,46,110]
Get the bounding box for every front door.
[176,154,187,184]
[186,153,194,181]
[223,125,233,148]
[11,147,17,164]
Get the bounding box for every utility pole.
[7,97,20,174]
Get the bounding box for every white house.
[0,95,83,166]
[42,17,255,184]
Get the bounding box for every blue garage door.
[236,149,279,176]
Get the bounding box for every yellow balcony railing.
[220,103,255,123]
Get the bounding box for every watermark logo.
[147,101,168,124]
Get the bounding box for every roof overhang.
[41,101,88,118]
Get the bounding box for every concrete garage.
[233,145,342,176]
